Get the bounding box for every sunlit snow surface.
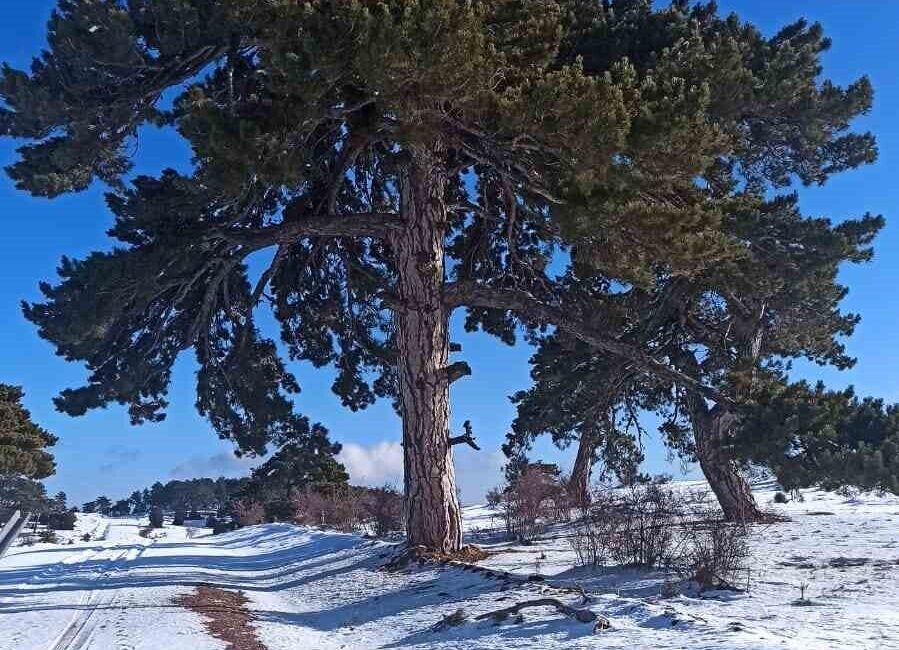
[1,483,897,649]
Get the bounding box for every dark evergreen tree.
[1,1,877,549]
[0,475,50,514]
[94,495,112,515]
[147,482,165,508]
[735,382,899,494]
[51,491,67,511]
[131,476,248,513]
[110,498,131,516]
[148,506,164,528]
[0,384,57,479]
[128,489,147,514]
[244,424,349,498]
[240,424,348,520]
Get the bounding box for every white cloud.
[336,440,504,505]
[338,441,404,487]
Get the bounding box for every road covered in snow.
[1,485,898,649]
[0,519,220,650]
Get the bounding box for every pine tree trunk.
[692,406,764,522]
[391,146,463,553]
[569,431,597,506]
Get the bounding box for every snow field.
[0,484,896,649]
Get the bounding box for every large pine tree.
[1,1,877,549]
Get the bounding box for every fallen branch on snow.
[475,597,604,625]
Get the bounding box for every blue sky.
[2,1,898,506]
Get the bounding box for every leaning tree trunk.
[569,430,598,507]
[692,405,764,522]
[390,145,463,553]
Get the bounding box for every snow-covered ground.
[1,484,897,649]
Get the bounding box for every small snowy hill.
[0,484,897,649]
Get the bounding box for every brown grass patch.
[177,585,267,650]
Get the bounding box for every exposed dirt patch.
[177,585,267,650]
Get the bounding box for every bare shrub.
[485,486,504,509]
[570,518,608,567]
[677,514,750,591]
[492,465,568,541]
[363,484,404,536]
[233,499,266,526]
[570,484,682,568]
[604,484,683,568]
[293,485,361,532]
[569,485,752,592]
[547,475,574,523]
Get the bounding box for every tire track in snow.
[44,539,151,650]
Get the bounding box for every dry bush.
[593,484,683,568]
[485,486,504,509]
[287,484,403,536]
[293,486,361,532]
[676,513,750,591]
[491,465,568,541]
[570,518,609,567]
[233,499,266,526]
[547,476,574,523]
[362,484,404,536]
[569,485,752,592]
[571,484,682,568]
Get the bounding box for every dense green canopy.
[0,384,57,479]
[737,382,899,494]
[1,1,874,442]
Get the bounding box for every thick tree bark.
[690,403,764,522]
[569,431,598,507]
[391,146,463,553]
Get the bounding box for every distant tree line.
[89,432,404,536]
[82,477,250,517]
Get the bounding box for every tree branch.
[449,420,480,450]
[475,598,599,624]
[210,212,403,250]
[441,361,472,385]
[443,282,735,407]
